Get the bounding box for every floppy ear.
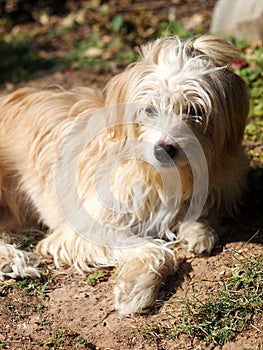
[189,36,249,151]
[189,35,237,66]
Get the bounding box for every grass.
[87,269,105,286]
[17,274,52,299]
[141,255,263,346]
[86,268,113,286]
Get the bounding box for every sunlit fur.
[0,36,249,314]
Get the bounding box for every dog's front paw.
[114,271,161,315]
[0,242,40,280]
[178,222,218,255]
[113,245,177,315]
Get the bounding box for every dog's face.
[105,36,249,172]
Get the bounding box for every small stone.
[84,48,102,58]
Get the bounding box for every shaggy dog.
[0,35,249,314]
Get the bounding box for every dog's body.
[0,36,249,314]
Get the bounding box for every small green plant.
[111,14,124,34]
[36,330,66,349]
[75,335,88,346]
[16,273,52,299]
[87,269,105,286]
[52,330,66,346]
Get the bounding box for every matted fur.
[0,35,249,314]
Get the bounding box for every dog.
[0,35,249,315]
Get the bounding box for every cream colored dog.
[0,35,249,314]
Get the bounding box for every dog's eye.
[145,105,157,116]
[188,105,203,117]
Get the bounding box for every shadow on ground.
[0,39,68,85]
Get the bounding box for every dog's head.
[73,36,249,239]
[105,35,249,171]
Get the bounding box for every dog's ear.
[189,35,237,66]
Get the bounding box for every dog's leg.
[37,226,177,314]
[177,220,218,255]
[0,241,40,280]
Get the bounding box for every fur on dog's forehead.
[120,37,225,112]
[141,37,211,74]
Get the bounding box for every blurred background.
[0,0,218,88]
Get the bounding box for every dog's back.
[0,87,104,229]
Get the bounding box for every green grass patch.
[17,274,52,300]
[0,270,53,300]
[86,269,106,286]
[142,255,263,346]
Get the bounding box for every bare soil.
[0,1,262,349]
[0,240,262,349]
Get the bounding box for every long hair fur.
[0,35,249,314]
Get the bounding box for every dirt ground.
[0,239,262,349]
[0,1,262,349]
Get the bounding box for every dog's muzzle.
[153,141,178,167]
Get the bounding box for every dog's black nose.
[154,142,178,165]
